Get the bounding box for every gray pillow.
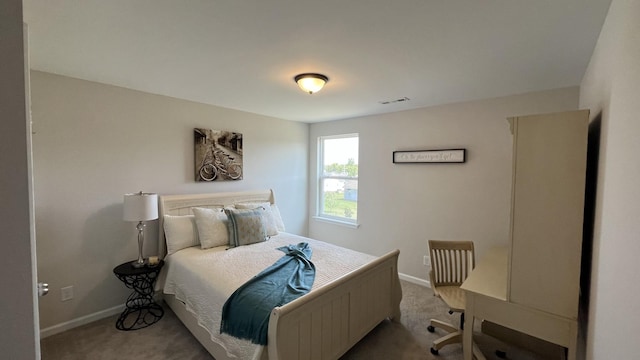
[225,208,268,247]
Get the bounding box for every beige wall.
[31,71,583,333]
[579,0,640,358]
[309,87,580,280]
[30,71,309,330]
[0,2,39,358]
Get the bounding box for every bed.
[157,189,402,360]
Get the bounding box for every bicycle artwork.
[194,128,243,182]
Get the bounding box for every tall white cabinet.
[461,110,589,360]
[507,109,589,319]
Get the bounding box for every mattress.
[162,232,376,360]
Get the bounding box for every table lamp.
[123,191,158,268]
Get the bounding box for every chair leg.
[429,319,458,334]
[433,330,462,350]
[473,343,488,360]
[428,313,464,354]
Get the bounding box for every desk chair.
[427,240,475,355]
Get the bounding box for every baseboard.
[399,272,430,288]
[40,304,124,339]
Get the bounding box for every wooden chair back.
[428,240,475,290]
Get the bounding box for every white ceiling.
[23,0,612,123]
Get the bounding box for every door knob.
[37,282,49,297]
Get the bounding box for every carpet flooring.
[41,281,559,360]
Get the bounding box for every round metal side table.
[113,260,164,331]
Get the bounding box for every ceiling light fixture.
[294,73,329,94]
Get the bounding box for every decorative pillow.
[270,204,286,232]
[192,207,229,249]
[235,202,278,236]
[225,208,268,247]
[163,215,199,255]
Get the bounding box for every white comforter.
[162,232,376,360]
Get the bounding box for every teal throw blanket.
[220,242,316,345]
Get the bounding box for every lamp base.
[132,221,146,268]
[131,259,146,268]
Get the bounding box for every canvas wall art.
[194,128,243,181]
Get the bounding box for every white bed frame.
[158,189,402,360]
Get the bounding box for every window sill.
[312,216,360,229]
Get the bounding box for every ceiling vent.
[379,97,410,105]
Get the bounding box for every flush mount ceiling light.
[294,73,329,94]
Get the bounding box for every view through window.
[318,134,359,223]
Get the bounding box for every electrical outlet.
[61,286,73,301]
[423,255,431,267]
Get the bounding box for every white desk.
[460,247,578,360]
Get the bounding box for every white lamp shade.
[123,192,158,221]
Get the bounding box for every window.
[317,134,359,224]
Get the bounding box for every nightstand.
[113,260,164,331]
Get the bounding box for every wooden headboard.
[157,189,276,258]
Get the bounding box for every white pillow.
[163,215,199,255]
[235,202,278,236]
[192,207,229,249]
[270,204,286,232]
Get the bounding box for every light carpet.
[41,281,559,360]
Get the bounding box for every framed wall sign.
[393,149,466,164]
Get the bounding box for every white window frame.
[316,133,359,227]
